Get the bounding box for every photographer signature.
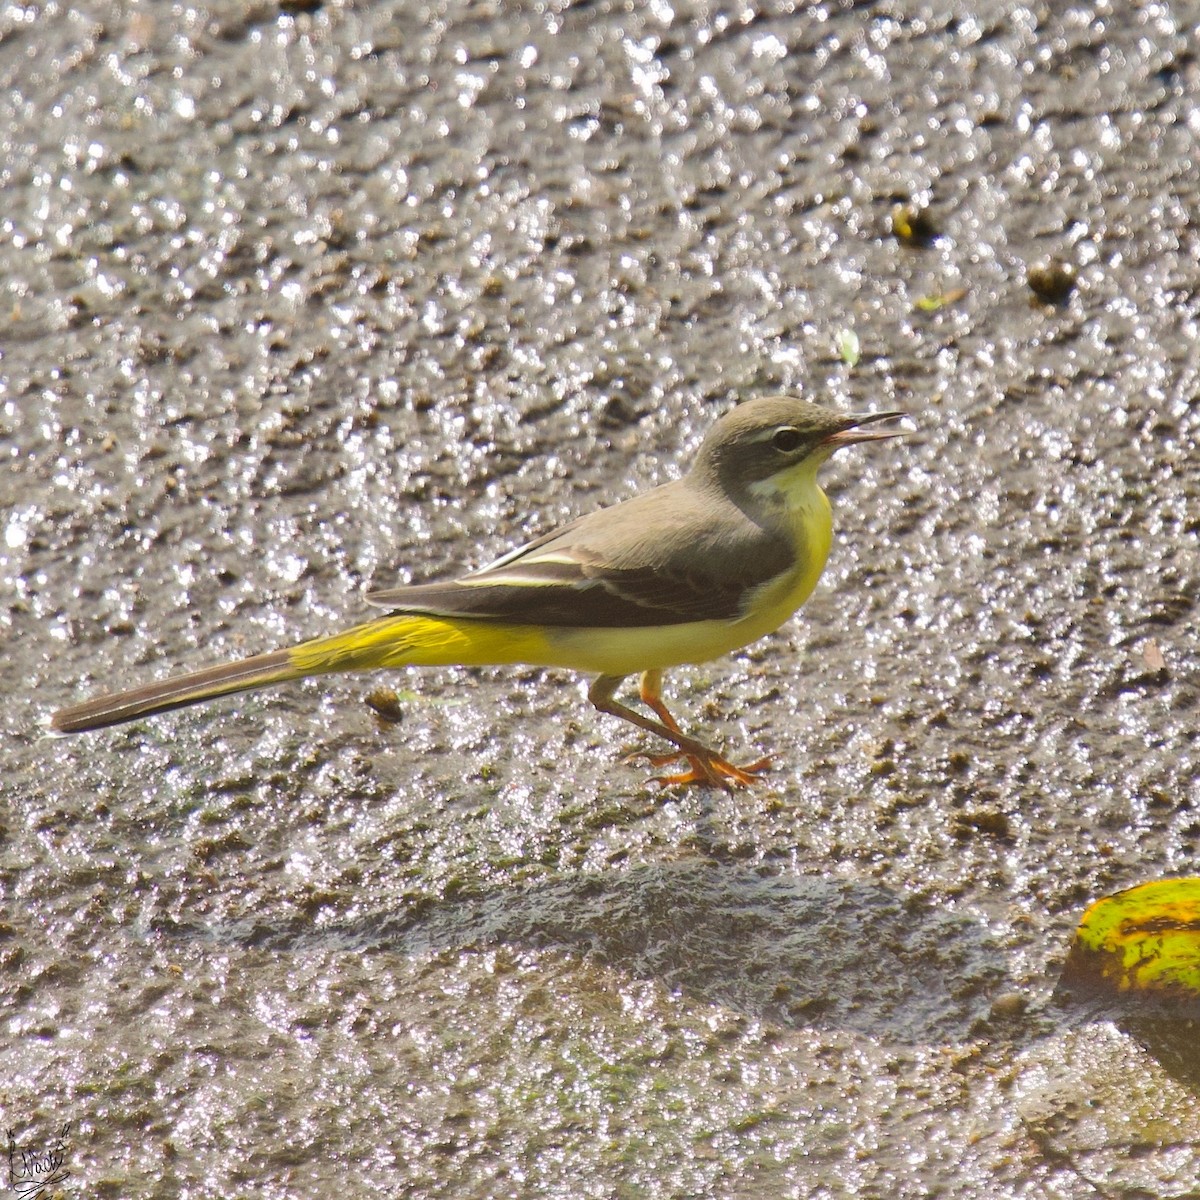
[7,1124,70,1200]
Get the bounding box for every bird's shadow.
[158,860,1008,1045]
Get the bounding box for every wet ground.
[3,1,1199,1196]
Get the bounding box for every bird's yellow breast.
[741,483,833,632]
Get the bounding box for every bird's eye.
[771,427,804,453]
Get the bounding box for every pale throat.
[746,450,833,517]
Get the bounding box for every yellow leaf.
[914,287,968,312]
[1057,878,1200,1016]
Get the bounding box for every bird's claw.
[625,747,774,791]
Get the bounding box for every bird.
[50,396,904,788]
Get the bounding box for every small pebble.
[1027,258,1077,304]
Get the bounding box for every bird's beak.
[822,411,908,448]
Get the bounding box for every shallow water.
[4,2,1199,1196]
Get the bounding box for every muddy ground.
[3,2,1199,1196]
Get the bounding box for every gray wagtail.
[51,396,904,788]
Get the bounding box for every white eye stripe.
[747,425,792,443]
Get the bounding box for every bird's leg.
[587,672,771,790]
[637,668,688,737]
[587,672,728,788]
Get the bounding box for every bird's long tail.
[50,613,543,735]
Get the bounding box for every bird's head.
[692,395,906,503]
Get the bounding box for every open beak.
[822,410,908,448]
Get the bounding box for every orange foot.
[628,748,775,790]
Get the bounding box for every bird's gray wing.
[365,481,794,628]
